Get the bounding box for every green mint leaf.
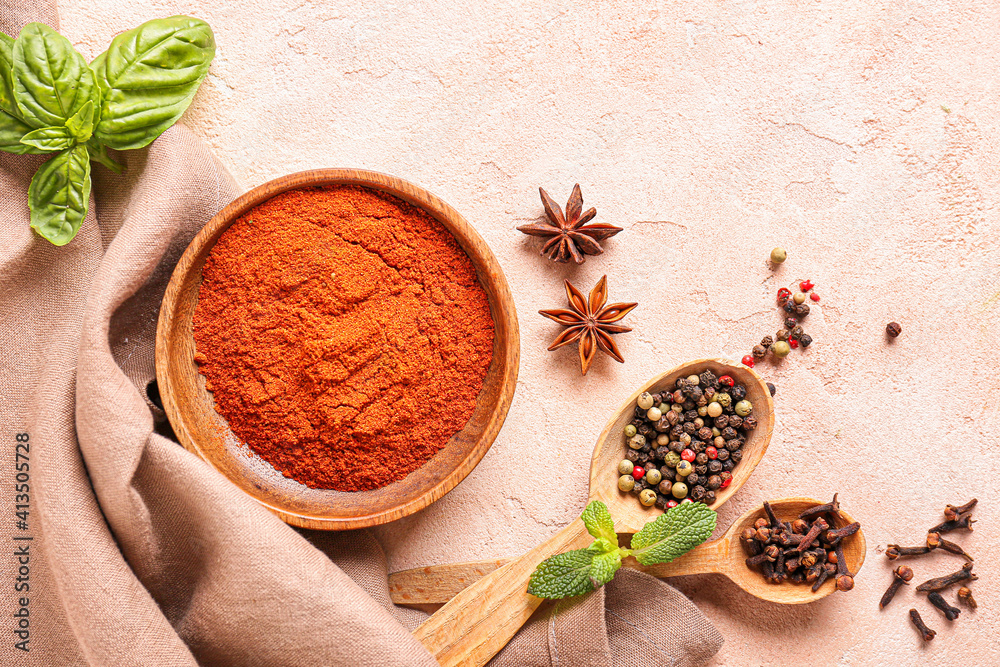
[12,23,97,128]
[581,500,617,545]
[28,145,91,245]
[93,16,215,150]
[588,537,617,555]
[588,549,622,589]
[527,549,598,599]
[65,100,95,142]
[20,125,74,151]
[629,502,717,566]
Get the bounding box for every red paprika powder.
[192,185,495,491]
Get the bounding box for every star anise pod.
[539,276,637,375]
[517,184,622,264]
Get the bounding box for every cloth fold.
[0,2,723,665]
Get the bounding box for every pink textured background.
[62,1,999,664]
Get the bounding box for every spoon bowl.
[413,358,774,666]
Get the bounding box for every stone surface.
[62,1,999,664]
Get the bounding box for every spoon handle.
[412,516,592,667]
[392,537,730,606]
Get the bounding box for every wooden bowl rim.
[155,168,520,530]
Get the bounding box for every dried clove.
[928,512,976,535]
[754,526,771,542]
[834,542,853,591]
[746,544,780,567]
[909,609,936,641]
[957,587,977,610]
[879,565,913,609]
[791,519,809,534]
[799,493,839,521]
[795,517,829,552]
[885,544,932,560]
[927,591,960,621]
[811,563,835,592]
[926,532,973,561]
[763,500,780,529]
[916,562,977,592]
[944,499,977,522]
[823,522,861,542]
[740,528,762,556]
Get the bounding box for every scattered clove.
[927,591,960,621]
[928,513,976,535]
[916,562,977,592]
[909,609,936,641]
[944,499,977,522]
[885,544,932,560]
[926,532,973,561]
[957,587,977,610]
[879,565,913,610]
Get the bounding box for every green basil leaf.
[64,99,95,142]
[12,23,97,128]
[28,144,91,246]
[93,16,215,150]
[0,31,18,115]
[0,109,44,154]
[20,125,74,151]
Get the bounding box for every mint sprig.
[527,500,717,600]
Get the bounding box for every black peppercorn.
[684,408,698,420]
[658,480,673,495]
[692,440,707,454]
[795,303,810,318]
[752,344,766,359]
[728,415,743,429]
[654,446,670,459]
[691,485,707,501]
[697,427,713,441]
[638,424,652,437]
[672,389,684,403]
[717,448,730,461]
[694,464,708,476]
[722,459,735,472]
[669,440,684,453]
[683,400,696,410]
[655,495,668,510]
[644,461,657,471]
[625,449,640,463]
[725,438,742,452]
[766,382,776,396]
[742,416,758,430]
[783,300,796,314]
[704,386,715,400]
[731,449,743,464]
[714,416,729,429]
[760,335,773,349]
[790,325,804,339]
[669,424,684,439]
[686,473,701,487]
[641,442,652,453]
[799,334,813,348]
[886,322,901,338]
[784,317,798,329]
[776,329,789,342]
[730,385,746,401]
[708,460,723,474]
[707,475,722,490]
[683,422,697,435]
[634,406,645,418]
[699,370,719,389]
[695,452,709,465]
[721,427,737,440]
[705,490,717,504]
[637,452,651,464]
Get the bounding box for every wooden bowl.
[155,169,520,530]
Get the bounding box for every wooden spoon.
[412,358,774,666]
[392,497,866,605]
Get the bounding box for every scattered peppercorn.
[741,355,755,368]
[799,280,814,292]
[770,247,787,264]
[886,322,901,338]
[766,382,776,396]
[772,341,791,358]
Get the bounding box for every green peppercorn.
[646,406,662,422]
[624,424,637,438]
[618,459,634,475]
[770,247,787,264]
[716,393,732,408]
[707,402,723,418]
[664,451,681,467]
[628,434,646,450]
[671,482,689,499]
[656,403,669,413]
[639,489,657,506]
[772,340,791,358]
[637,392,654,410]
[734,400,752,417]
[676,460,693,477]
[697,406,708,417]
[619,475,635,492]
[645,469,662,485]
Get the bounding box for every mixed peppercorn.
[617,370,756,509]
[741,495,860,591]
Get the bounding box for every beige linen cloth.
[0,3,723,665]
